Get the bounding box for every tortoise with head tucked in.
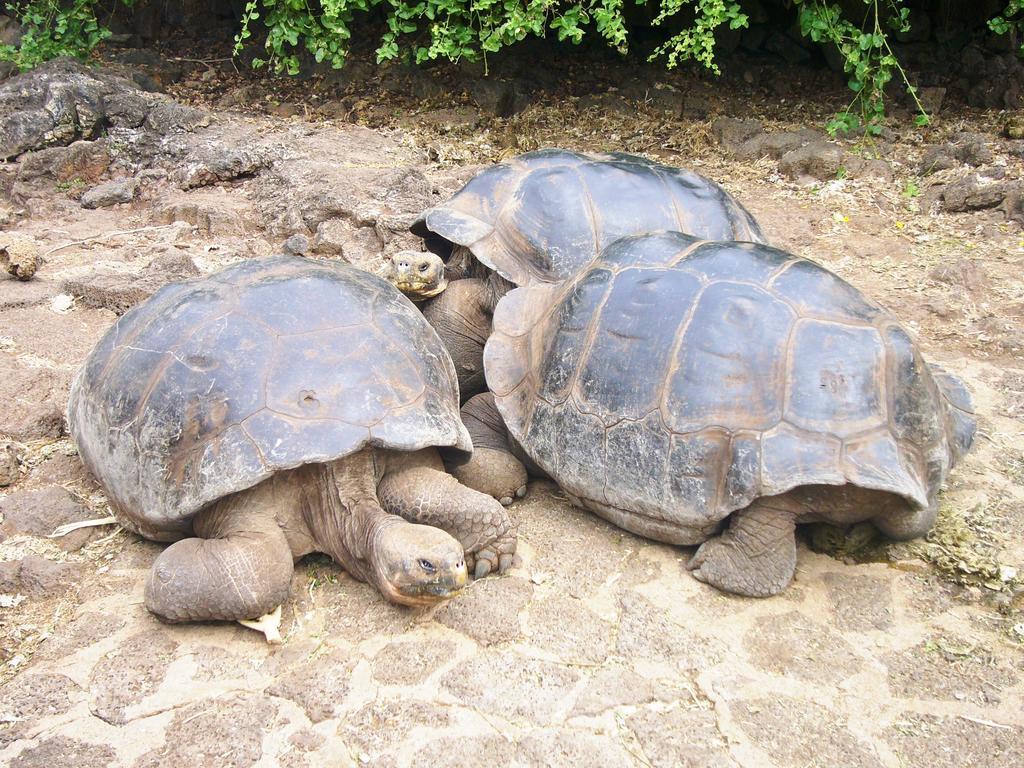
[474,232,975,596]
[386,149,765,502]
[68,256,515,633]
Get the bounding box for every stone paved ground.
[1,485,1022,767]
[1,60,1022,767]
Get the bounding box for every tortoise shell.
[69,256,470,540]
[485,232,975,542]
[412,148,765,287]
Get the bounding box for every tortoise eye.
[418,559,436,573]
[418,263,429,273]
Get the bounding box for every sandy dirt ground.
[0,49,1022,767]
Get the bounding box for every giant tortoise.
[473,232,975,596]
[387,148,765,397]
[386,149,766,503]
[68,256,515,635]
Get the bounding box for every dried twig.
[42,224,180,258]
[959,715,1014,730]
[49,516,117,538]
[167,56,240,75]
[169,56,233,66]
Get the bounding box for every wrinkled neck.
[443,247,513,314]
[303,465,400,586]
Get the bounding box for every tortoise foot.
[465,531,517,579]
[686,501,797,598]
[687,534,796,598]
[450,447,528,506]
[144,521,294,624]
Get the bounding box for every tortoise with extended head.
[386,149,765,502]
[387,149,765,387]
[391,148,765,297]
[68,256,515,633]
[476,232,975,596]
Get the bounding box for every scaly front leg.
[378,448,517,578]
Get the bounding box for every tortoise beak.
[449,563,471,592]
[423,559,469,597]
[401,274,449,300]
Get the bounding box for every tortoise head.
[370,521,468,606]
[385,251,448,301]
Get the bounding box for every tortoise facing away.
[68,256,515,634]
[477,232,975,596]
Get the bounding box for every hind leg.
[873,501,937,540]
[447,392,528,506]
[144,481,295,627]
[687,496,798,597]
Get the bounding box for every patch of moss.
[807,501,1019,594]
[898,501,1017,592]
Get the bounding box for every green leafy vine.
[795,0,929,136]
[988,0,1023,54]
[0,0,114,70]
[3,0,1023,132]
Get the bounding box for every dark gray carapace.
[68,256,470,539]
[412,149,766,287]
[487,232,976,545]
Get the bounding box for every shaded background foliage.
[0,0,1022,131]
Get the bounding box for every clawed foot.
[239,605,284,644]
[503,484,528,507]
[465,531,517,579]
[687,535,795,598]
